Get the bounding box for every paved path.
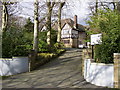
[2,49,104,88]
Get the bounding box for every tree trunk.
[33,0,39,55]
[46,6,52,45]
[2,4,8,32]
[95,0,98,14]
[57,2,65,43]
[117,0,120,12]
[46,2,55,46]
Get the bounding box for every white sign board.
[91,34,102,45]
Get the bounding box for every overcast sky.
[18,0,119,25]
[18,0,90,25]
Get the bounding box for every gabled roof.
[52,18,85,32]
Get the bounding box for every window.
[63,30,69,34]
[63,40,70,44]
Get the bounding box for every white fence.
[0,57,29,76]
[84,59,114,88]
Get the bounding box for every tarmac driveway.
[2,48,104,88]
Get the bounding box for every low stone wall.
[0,57,29,76]
[84,59,114,88]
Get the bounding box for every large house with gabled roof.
[41,15,87,48]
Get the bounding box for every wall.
[0,57,29,76]
[61,38,72,48]
[61,23,72,39]
[78,32,86,45]
[72,38,78,48]
[84,59,114,88]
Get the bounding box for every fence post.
[28,50,36,72]
[114,53,120,88]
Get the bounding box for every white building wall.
[61,23,79,38]
[61,24,72,38]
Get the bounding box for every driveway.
[2,48,104,88]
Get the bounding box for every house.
[41,15,87,48]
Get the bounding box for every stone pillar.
[84,49,92,59]
[114,53,120,88]
[82,49,85,76]
[82,49,92,76]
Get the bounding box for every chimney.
[74,15,78,29]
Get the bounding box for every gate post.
[82,49,85,76]
[82,49,92,76]
[28,50,36,72]
[114,53,120,88]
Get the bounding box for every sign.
[91,34,102,45]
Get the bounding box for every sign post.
[90,34,102,59]
[91,45,94,59]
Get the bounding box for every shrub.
[38,30,57,53]
[38,40,49,52]
[54,42,65,49]
[87,9,120,63]
[38,31,49,52]
[23,17,34,32]
[38,53,56,59]
[2,24,33,58]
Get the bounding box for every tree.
[33,0,39,55]
[46,1,55,46]
[1,1,19,32]
[2,2,9,31]
[88,0,119,15]
[2,18,32,58]
[87,7,120,63]
[57,2,65,43]
[95,0,98,14]
[117,1,120,12]
[24,17,34,32]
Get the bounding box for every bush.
[87,9,120,63]
[13,45,32,56]
[38,53,56,59]
[38,30,57,53]
[54,42,64,49]
[2,25,33,58]
[38,31,49,52]
[55,49,65,54]
[38,40,49,52]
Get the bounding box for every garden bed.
[30,49,66,70]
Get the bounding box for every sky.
[62,0,90,25]
[17,0,119,25]
[18,0,90,25]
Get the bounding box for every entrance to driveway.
[2,48,104,88]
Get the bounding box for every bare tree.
[1,1,20,32]
[57,2,65,43]
[95,0,98,14]
[1,2,9,31]
[46,0,55,46]
[88,0,120,15]
[33,0,39,55]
